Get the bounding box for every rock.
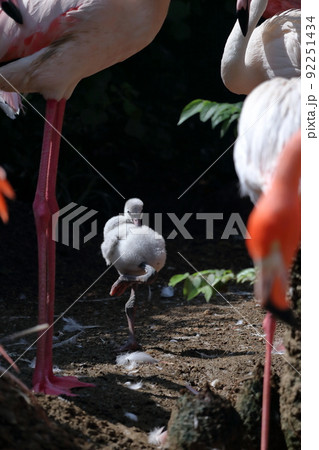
[167,385,243,449]
[0,370,81,449]
[280,251,301,450]
[236,362,286,450]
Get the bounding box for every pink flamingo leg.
[261,312,276,450]
[32,99,94,395]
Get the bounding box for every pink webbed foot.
[110,278,133,297]
[33,374,95,396]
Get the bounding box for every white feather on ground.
[124,381,143,390]
[148,427,167,447]
[52,331,83,348]
[116,351,158,366]
[62,317,99,332]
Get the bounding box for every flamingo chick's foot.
[32,373,95,396]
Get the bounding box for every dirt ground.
[0,201,300,449]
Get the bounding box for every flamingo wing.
[263,0,301,19]
[0,0,84,62]
[260,9,301,79]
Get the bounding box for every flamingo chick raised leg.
[111,262,158,351]
[32,100,94,395]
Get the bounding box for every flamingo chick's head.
[245,130,301,325]
[124,198,143,226]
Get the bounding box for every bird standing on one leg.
[101,198,166,351]
[0,0,170,395]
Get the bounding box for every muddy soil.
[0,202,300,449]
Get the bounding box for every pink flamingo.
[0,0,170,396]
[246,130,300,450]
[234,76,300,450]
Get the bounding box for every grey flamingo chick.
[101,198,166,350]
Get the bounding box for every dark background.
[0,0,253,240]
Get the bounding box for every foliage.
[178,99,243,138]
[235,267,256,285]
[169,267,256,302]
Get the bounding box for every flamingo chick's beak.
[236,0,250,36]
[253,242,295,325]
[133,218,142,226]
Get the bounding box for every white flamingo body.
[221,0,300,95]
[104,224,166,276]
[101,199,166,276]
[0,0,170,102]
[234,76,300,203]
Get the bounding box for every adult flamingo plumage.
[221,0,300,95]
[234,76,300,450]
[262,0,300,19]
[0,0,170,395]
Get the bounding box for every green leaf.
[198,285,214,302]
[221,271,235,283]
[190,275,202,289]
[178,98,243,138]
[199,102,219,123]
[207,273,218,286]
[169,272,190,287]
[177,99,205,126]
[183,277,200,301]
[236,268,256,285]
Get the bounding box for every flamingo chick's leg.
[32,99,94,395]
[119,286,140,352]
[110,263,157,297]
[261,312,276,450]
